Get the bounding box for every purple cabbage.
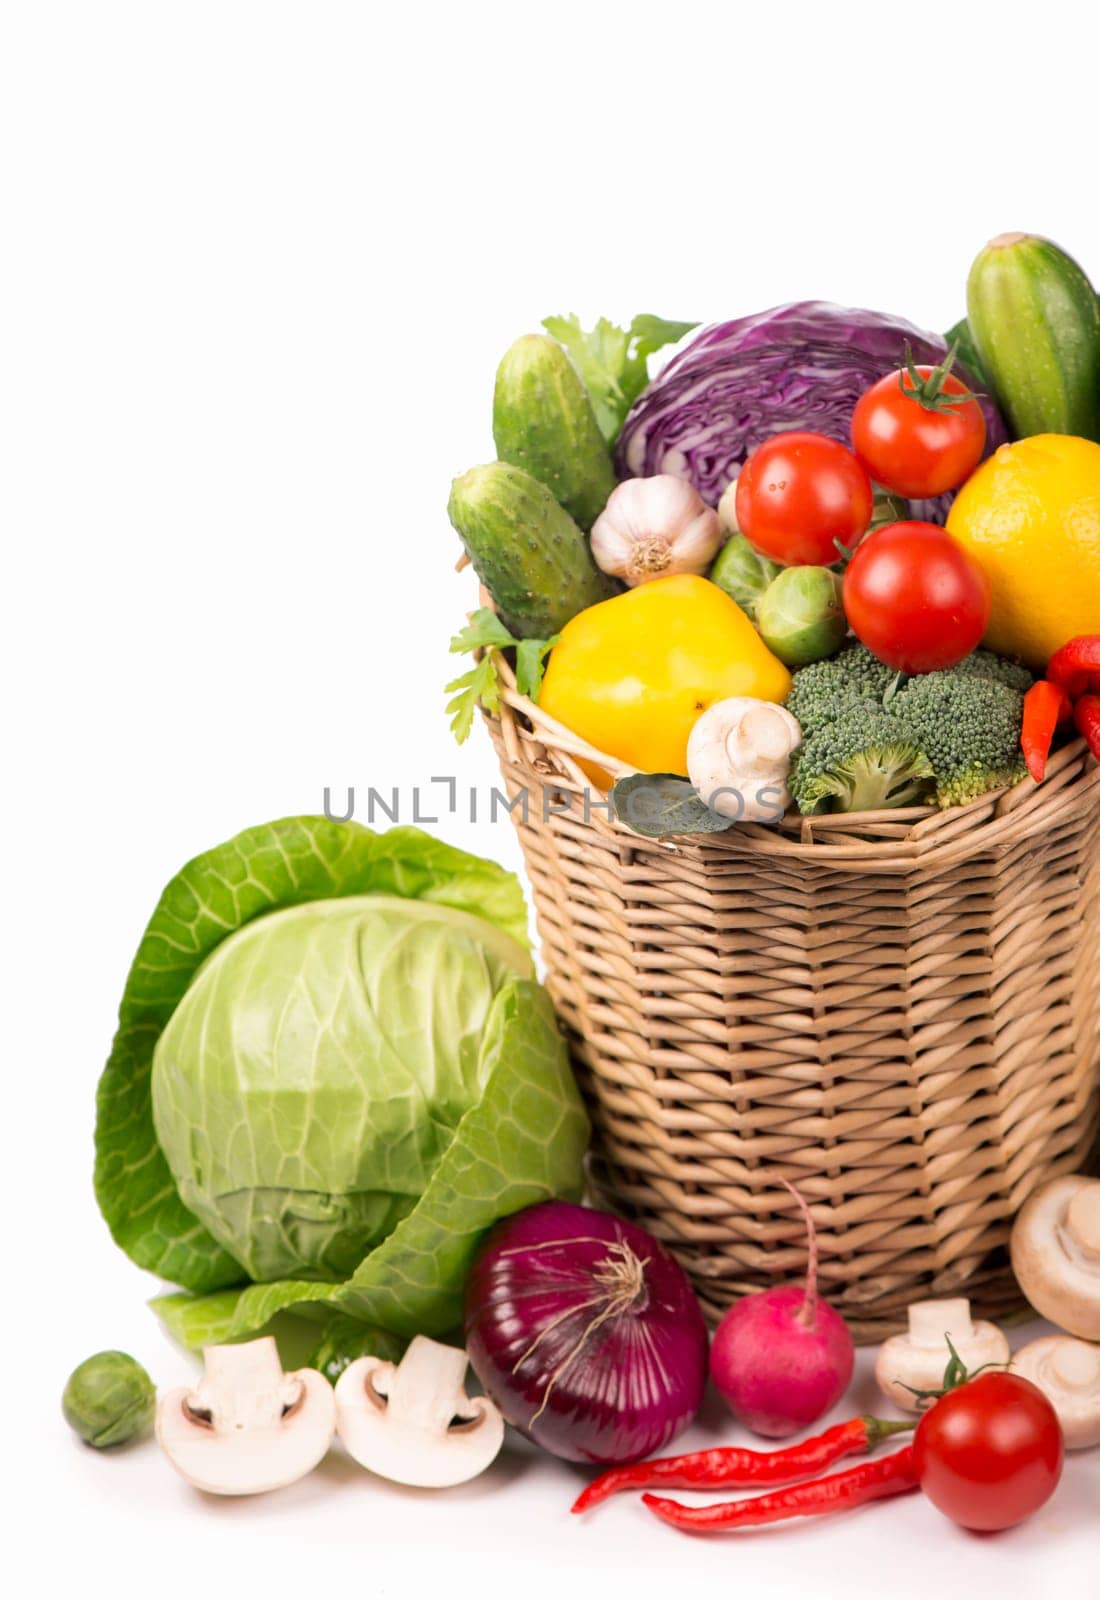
[615,301,1008,522]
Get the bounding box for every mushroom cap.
[1010,1176,1100,1341]
[336,1337,504,1488]
[1012,1336,1100,1450]
[156,1338,335,1496]
[686,697,801,822]
[874,1298,1010,1414]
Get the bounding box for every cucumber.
[493,334,617,530]
[448,461,616,638]
[966,232,1100,441]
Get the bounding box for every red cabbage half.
[615,301,1008,521]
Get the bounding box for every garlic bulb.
[590,475,723,587]
[717,477,741,536]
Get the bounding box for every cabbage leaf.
[149,975,589,1347]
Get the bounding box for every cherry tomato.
[842,521,990,674]
[852,367,986,498]
[735,432,872,566]
[914,1372,1063,1531]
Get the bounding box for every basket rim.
[487,651,1100,868]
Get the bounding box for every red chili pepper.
[570,1415,912,1514]
[641,1444,919,1534]
[1021,680,1074,783]
[1047,635,1100,700]
[1075,694,1100,762]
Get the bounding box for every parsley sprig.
[445,608,560,743]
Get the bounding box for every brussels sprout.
[757,566,847,668]
[709,532,781,620]
[62,1351,155,1448]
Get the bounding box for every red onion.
[463,1200,708,1464]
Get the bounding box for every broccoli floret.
[889,671,1027,808]
[785,644,1030,813]
[790,710,935,814]
[785,644,899,730]
[949,649,1033,694]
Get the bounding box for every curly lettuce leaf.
[148,977,589,1346]
[95,817,530,1292]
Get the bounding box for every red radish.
[709,1184,854,1438]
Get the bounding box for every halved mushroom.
[875,1298,1010,1413]
[156,1337,335,1495]
[1011,1176,1100,1341]
[335,1335,503,1487]
[1012,1336,1100,1450]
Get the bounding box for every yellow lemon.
[946,433,1100,668]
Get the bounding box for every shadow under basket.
[484,656,1100,1343]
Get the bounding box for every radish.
[709,1184,854,1438]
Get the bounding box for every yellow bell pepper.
[539,574,792,778]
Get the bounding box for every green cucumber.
[448,461,616,638]
[966,232,1100,441]
[493,334,617,530]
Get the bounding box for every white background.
[4,1,1098,1595]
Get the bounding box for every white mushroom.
[686,697,801,822]
[875,1299,1010,1413]
[1012,1336,1100,1450]
[590,476,723,587]
[335,1335,503,1487]
[1011,1175,1100,1340]
[156,1337,335,1496]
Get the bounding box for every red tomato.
[735,432,873,566]
[852,367,986,498]
[842,521,990,674]
[914,1372,1063,1532]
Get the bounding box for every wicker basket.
[484,655,1100,1342]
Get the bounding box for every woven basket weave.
[484,655,1100,1342]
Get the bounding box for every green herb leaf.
[610,772,732,838]
[445,657,500,743]
[629,314,700,361]
[541,312,698,442]
[541,314,631,441]
[514,633,561,701]
[446,608,557,742]
[448,607,516,656]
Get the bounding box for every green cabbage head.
[153,895,534,1282]
[95,817,589,1361]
